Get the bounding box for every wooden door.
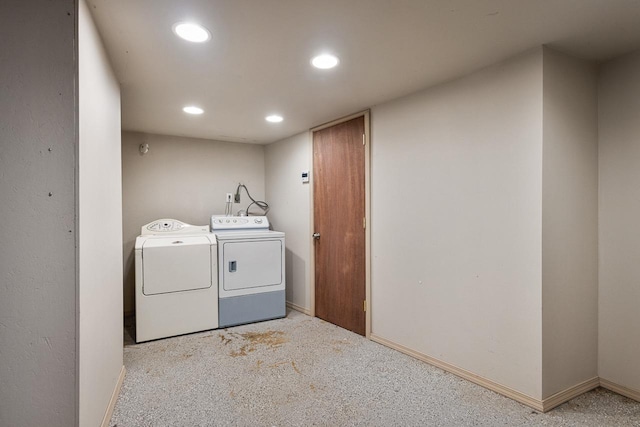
[313,116,366,336]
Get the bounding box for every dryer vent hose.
[234,183,269,216]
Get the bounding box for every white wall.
[265,132,312,311]
[541,48,599,398]
[370,49,544,398]
[0,1,78,426]
[598,49,640,395]
[265,47,640,407]
[78,1,124,425]
[121,131,266,313]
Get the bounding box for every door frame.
[308,110,371,337]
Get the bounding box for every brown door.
[313,116,366,336]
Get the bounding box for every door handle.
[229,261,237,272]
[312,232,320,240]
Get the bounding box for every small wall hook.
[139,143,149,154]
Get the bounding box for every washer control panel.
[210,215,269,231]
[140,219,209,235]
[148,220,183,232]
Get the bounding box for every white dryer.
[135,219,218,342]
[211,216,285,328]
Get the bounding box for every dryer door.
[142,236,212,295]
[222,239,283,291]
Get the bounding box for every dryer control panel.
[210,215,269,231]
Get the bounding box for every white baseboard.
[370,334,545,411]
[371,334,623,412]
[286,301,311,316]
[600,378,640,402]
[541,377,600,411]
[101,365,126,427]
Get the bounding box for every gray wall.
[598,49,640,395]
[121,131,266,314]
[78,0,124,425]
[265,132,312,311]
[541,48,599,398]
[0,1,78,426]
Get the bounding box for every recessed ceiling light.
[311,54,339,69]
[183,106,204,115]
[265,115,283,123]
[172,22,211,43]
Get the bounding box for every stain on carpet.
[268,360,290,368]
[223,330,288,357]
[240,330,287,348]
[230,344,255,357]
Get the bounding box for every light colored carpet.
[111,310,639,426]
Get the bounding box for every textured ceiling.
[87,0,640,144]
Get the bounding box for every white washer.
[135,219,218,342]
[211,215,285,327]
